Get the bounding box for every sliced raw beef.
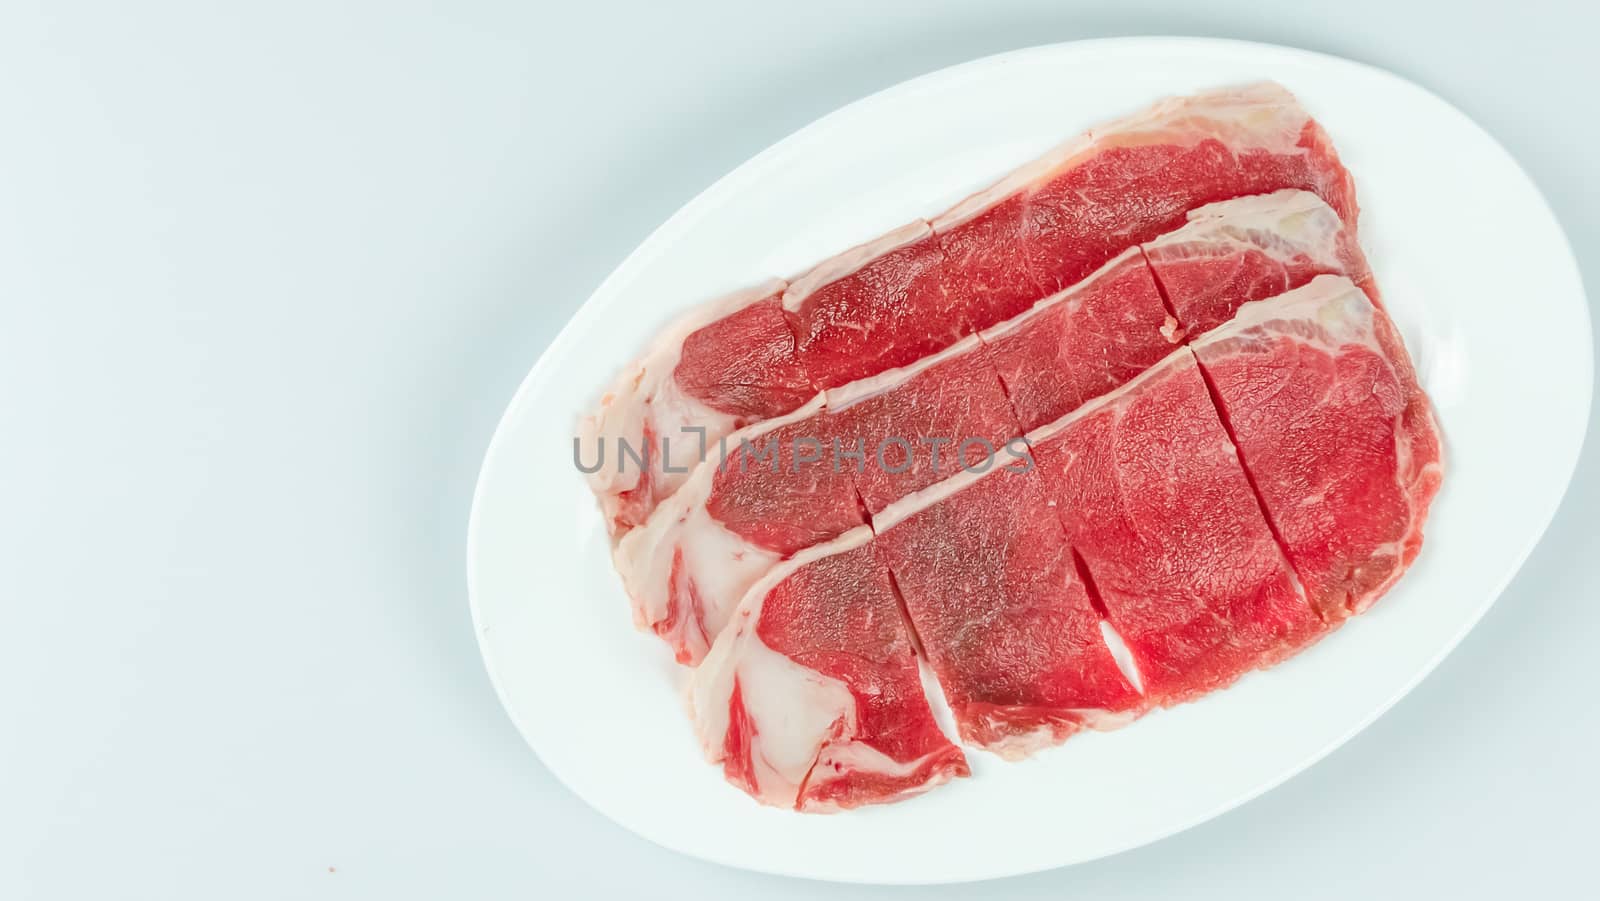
[935,81,1358,332]
[784,81,1357,390]
[825,333,1021,513]
[978,248,1177,431]
[613,191,1388,666]
[875,460,1142,758]
[1030,348,1326,706]
[933,186,1047,340]
[783,221,968,390]
[691,527,970,811]
[579,281,815,538]
[616,334,1017,664]
[613,396,862,665]
[975,191,1366,437]
[780,79,1356,400]
[1189,276,1443,621]
[585,83,1359,533]
[1141,189,1374,339]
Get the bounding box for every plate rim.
[466,35,1594,884]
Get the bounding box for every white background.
[1,1,1594,898]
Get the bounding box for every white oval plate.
[467,38,1591,884]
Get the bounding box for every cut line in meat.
[1070,547,1111,621]
[1189,345,1303,601]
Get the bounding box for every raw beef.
[978,248,1178,431]
[1189,276,1443,621]
[825,333,1021,514]
[585,83,1362,538]
[783,222,966,390]
[613,396,862,665]
[691,527,970,811]
[875,460,1142,758]
[1141,189,1374,339]
[615,334,1017,664]
[976,190,1366,436]
[1030,347,1326,706]
[579,281,815,538]
[616,191,1381,666]
[933,81,1358,333]
[575,82,1451,813]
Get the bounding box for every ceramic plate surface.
[468,37,1592,884]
